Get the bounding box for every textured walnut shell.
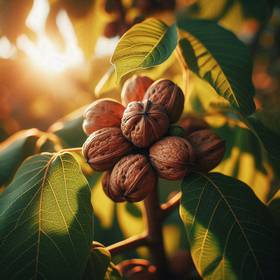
[180,115,209,136]
[149,136,195,180]
[117,259,157,280]
[82,127,133,171]
[104,154,156,202]
[187,129,225,172]
[144,79,184,123]
[121,75,154,106]
[121,100,169,148]
[83,98,125,135]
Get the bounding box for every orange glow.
[17,0,84,73]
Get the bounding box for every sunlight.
[0,37,16,59]
[17,0,84,73]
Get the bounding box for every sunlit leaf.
[111,18,178,82]
[0,152,93,279]
[0,129,41,186]
[178,19,255,115]
[180,172,279,279]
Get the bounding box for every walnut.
[187,129,225,172]
[121,75,154,106]
[82,127,133,171]
[103,154,156,202]
[121,100,169,148]
[149,136,195,180]
[117,259,157,280]
[180,115,209,136]
[144,79,184,123]
[83,98,125,136]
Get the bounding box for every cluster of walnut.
[82,76,225,203]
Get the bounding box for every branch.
[107,233,148,255]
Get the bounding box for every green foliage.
[111,18,178,82]
[0,152,93,279]
[0,129,41,186]
[177,19,255,116]
[180,172,279,279]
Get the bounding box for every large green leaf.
[0,129,41,186]
[180,172,279,279]
[0,152,93,279]
[111,18,178,82]
[178,19,255,115]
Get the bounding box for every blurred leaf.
[48,106,87,148]
[178,19,256,115]
[95,66,117,97]
[111,18,178,82]
[239,0,274,23]
[268,189,280,228]
[0,0,33,42]
[0,129,41,186]
[0,152,93,279]
[180,172,279,279]
[247,113,280,160]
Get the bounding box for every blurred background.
[0,0,280,141]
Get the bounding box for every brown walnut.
[121,100,169,148]
[149,136,195,180]
[82,127,133,171]
[121,75,154,106]
[144,79,184,123]
[187,129,226,172]
[83,98,125,136]
[117,259,157,280]
[180,115,209,136]
[103,154,156,202]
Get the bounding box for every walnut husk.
[144,79,184,123]
[82,127,133,171]
[149,136,195,180]
[83,98,125,135]
[121,100,169,148]
[187,128,225,172]
[103,154,156,202]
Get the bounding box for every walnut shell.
[117,259,157,280]
[121,100,169,148]
[121,75,154,106]
[103,154,156,202]
[144,79,184,123]
[180,115,209,136]
[83,98,125,136]
[187,129,225,172]
[82,127,133,171]
[149,136,195,180]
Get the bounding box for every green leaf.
[111,18,178,82]
[83,241,111,280]
[178,19,255,115]
[48,106,87,148]
[180,172,279,279]
[246,113,280,160]
[0,129,41,186]
[0,152,93,279]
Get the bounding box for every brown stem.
[107,233,148,255]
[143,183,171,279]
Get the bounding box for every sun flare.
[17,0,84,73]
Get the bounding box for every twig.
[161,192,181,218]
[107,233,148,255]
